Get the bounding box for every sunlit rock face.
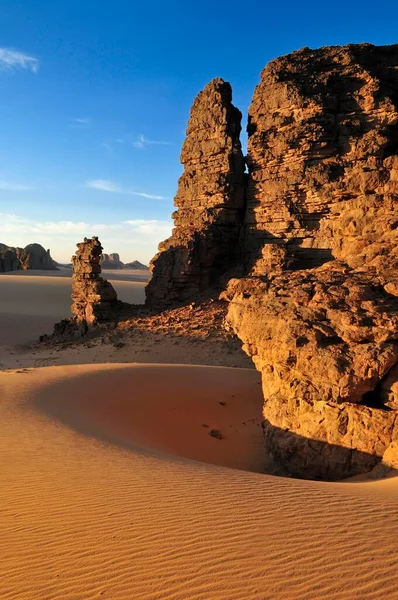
[226,43,398,479]
[146,43,398,479]
[145,78,246,306]
[244,43,398,278]
[225,263,398,480]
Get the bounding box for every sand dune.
[1,363,398,600]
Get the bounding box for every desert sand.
[0,270,147,346]
[1,275,398,600]
[1,363,398,600]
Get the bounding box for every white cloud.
[0,48,39,73]
[87,179,122,193]
[132,134,172,149]
[124,219,174,234]
[0,213,173,263]
[0,180,33,191]
[69,117,90,128]
[86,179,167,200]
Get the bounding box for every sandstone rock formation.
[225,43,398,479]
[100,253,124,270]
[225,263,398,479]
[244,43,398,278]
[146,78,246,306]
[71,237,118,327]
[0,242,57,272]
[146,42,398,479]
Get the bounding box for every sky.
[0,0,397,263]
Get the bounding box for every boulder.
[226,264,398,479]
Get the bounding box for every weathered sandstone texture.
[244,43,398,277]
[141,43,398,478]
[226,263,398,479]
[146,78,246,306]
[0,242,57,272]
[225,44,398,479]
[71,237,118,327]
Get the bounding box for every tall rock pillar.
[146,78,246,306]
[71,237,118,326]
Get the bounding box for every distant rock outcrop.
[124,260,148,270]
[146,77,246,306]
[146,43,398,479]
[100,253,124,270]
[71,237,118,327]
[0,243,57,272]
[100,254,149,270]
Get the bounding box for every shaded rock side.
[0,242,57,272]
[71,237,118,327]
[245,43,398,278]
[146,77,246,306]
[225,264,398,479]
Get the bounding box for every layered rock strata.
[244,43,398,276]
[71,237,118,327]
[225,264,398,479]
[146,43,398,478]
[0,242,57,271]
[225,43,398,479]
[146,78,246,306]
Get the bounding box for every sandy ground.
[1,363,398,600]
[1,273,398,599]
[0,271,147,347]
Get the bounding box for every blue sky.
[0,0,397,263]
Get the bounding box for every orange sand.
[1,363,398,600]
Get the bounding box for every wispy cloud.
[0,180,33,191]
[70,117,91,128]
[86,179,167,200]
[132,134,172,149]
[100,138,125,155]
[0,48,39,73]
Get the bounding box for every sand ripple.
[1,364,398,600]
